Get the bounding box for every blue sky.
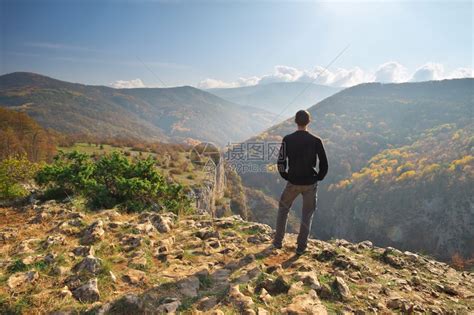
[1,0,472,88]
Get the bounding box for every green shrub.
[36,151,191,213]
[0,155,40,200]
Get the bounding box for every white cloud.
[197,76,261,89]
[331,67,373,87]
[411,62,445,82]
[448,67,474,79]
[258,65,303,85]
[197,62,473,89]
[111,78,146,89]
[374,61,409,83]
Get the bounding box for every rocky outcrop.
[190,153,226,215]
[0,201,472,314]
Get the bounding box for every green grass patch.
[7,260,28,274]
[318,274,333,285]
[198,274,213,289]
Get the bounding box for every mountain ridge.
[0,72,276,146]
[208,81,341,115]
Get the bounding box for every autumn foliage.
[0,107,57,162]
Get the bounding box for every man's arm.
[316,139,328,181]
[277,138,289,180]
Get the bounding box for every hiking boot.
[295,247,306,255]
[271,242,282,250]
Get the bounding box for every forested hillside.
[0,107,57,162]
[0,72,275,146]
[239,79,474,262]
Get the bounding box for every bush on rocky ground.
[0,155,40,200]
[35,151,191,213]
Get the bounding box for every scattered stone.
[122,269,147,286]
[282,289,327,315]
[194,228,219,240]
[72,255,102,275]
[333,277,351,301]
[207,238,221,248]
[247,234,272,244]
[0,228,16,243]
[259,288,273,305]
[288,281,305,296]
[81,220,105,245]
[149,213,175,233]
[387,297,404,310]
[7,271,39,290]
[72,246,95,257]
[121,235,142,250]
[211,268,232,284]
[241,223,272,235]
[59,286,73,299]
[105,294,142,314]
[382,248,404,269]
[107,221,123,229]
[177,276,200,297]
[72,278,100,303]
[44,252,56,264]
[136,222,154,234]
[51,266,69,276]
[56,219,82,235]
[15,239,38,254]
[43,235,65,248]
[357,240,373,249]
[229,284,254,313]
[197,296,218,311]
[333,255,360,270]
[29,211,49,224]
[315,249,337,262]
[404,251,421,263]
[296,271,321,291]
[129,255,147,270]
[156,297,181,313]
[109,271,117,283]
[435,283,459,296]
[319,283,333,300]
[257,275,290,295]
[21,255,36,265]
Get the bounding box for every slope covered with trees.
[0,107,57,162]
[239,79,473,261]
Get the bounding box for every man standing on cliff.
[273,109,328,255]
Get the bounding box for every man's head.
[295,110,311,128]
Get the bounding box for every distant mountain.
[208,82,340,115]
[238,78,474,261]
[0,72,276,146]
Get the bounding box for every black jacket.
[277,130,328,185]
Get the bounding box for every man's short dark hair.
[295,110,311,126]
